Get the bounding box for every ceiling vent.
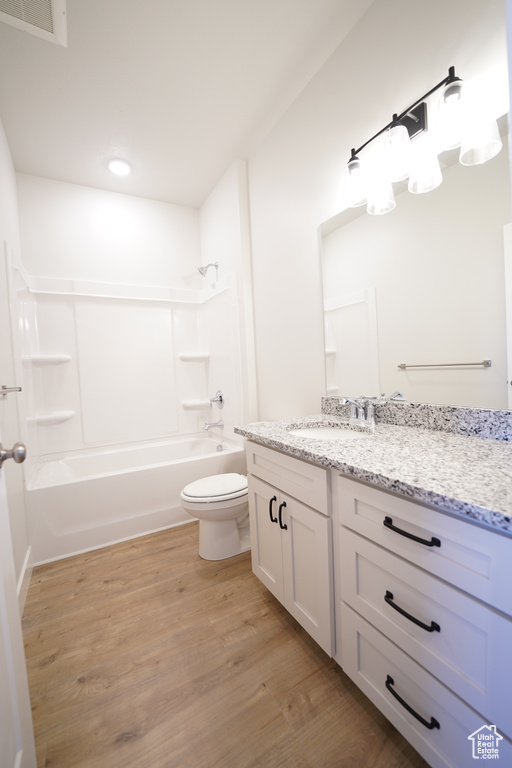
[0,0,67,46]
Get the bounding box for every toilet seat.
[181,473,248,504]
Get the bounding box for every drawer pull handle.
[385,675,440,730]
[278,501,288,530]
[269,496,278,523]
[383,516,441,548]
[385,591,440,633]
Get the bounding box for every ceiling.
[0,0,372,208]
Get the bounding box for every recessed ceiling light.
[107,159,131,176]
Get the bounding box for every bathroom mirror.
[320,116,512,409]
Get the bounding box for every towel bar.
[398,360,491,370]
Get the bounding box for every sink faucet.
[380,391,403,401]
[342,397,376,428]
[342,397,367,425]
[204,420,224,431]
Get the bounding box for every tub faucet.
[210,390,224,409]
[204,420,224,431]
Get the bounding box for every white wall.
[199,160,258,424]
[17,174,201,288]
[248,0,509,420]
[0,119,29,587]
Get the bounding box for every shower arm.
[197,262,219,278]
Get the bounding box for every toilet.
[180,473,250,561]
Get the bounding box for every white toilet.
[180,473,250,561]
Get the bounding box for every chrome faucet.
[204,420,224,431]
[380,391,403,401]
[342,397,367,425]
[342,396,376,428]
[209,390,224,409]
[365,398,376,428]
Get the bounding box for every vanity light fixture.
[341,66,502,215]
[107,159,132,176]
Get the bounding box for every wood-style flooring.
[22,522,428,768]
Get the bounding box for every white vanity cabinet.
[336,476,512,768]
[246,441,334,655]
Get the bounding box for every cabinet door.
[247,475,284,603]
[282,496,334,655]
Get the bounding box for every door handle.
[0,442,27,468]
[269,495,278,523]
[385,675,440,730]
[385,591,440,633]
[383,516,441,548]
[1,385,22,396]
[278,501,287,530]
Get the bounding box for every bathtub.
[26,434,247,564]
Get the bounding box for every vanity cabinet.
[337,476,512,767]
[246,441,334,655]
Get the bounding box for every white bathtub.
[26,434,247,564]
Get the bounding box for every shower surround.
[14,269,245,563]
[11,165,254,565]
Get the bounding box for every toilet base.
[198,518,250,561]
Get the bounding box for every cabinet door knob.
[278,501,287,530]
[268,496,278,523]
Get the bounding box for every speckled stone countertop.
[234,415,512,535]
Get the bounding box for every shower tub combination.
[26,434,246,564]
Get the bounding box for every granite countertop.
[234,415,512,534]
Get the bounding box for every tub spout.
[204,420,224,431]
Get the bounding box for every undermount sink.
[288,426,368,440]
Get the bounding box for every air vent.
[0,0,67,46]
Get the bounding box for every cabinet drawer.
[341,604,512,768]
[340,528,512,736]
[338,476,512,614]
[246,441,329,515]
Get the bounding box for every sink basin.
[288,426,368,440]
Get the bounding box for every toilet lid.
[182,473,247,499]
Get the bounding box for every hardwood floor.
[22,522,428,768]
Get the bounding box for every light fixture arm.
[348,67,459,161]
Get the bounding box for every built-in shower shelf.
[28,410,75,426]
[181,400,211,410]
[178,352,210,362]
[24,354,71,365]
